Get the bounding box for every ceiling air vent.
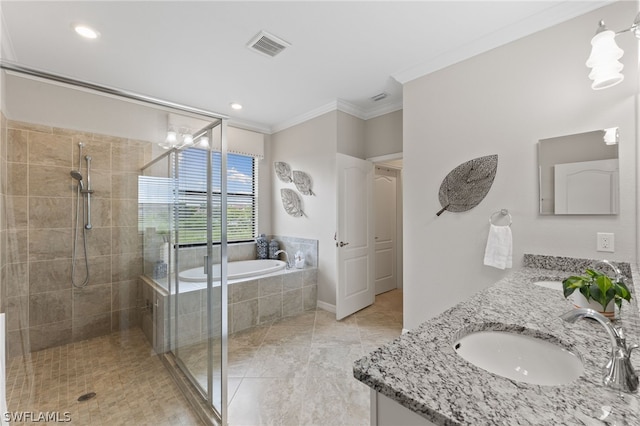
[371,92,388,102]
[247,30,291,58]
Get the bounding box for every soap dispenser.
[268,240,280,259]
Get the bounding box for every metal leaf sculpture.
[437,154,498,216]
[274,162,292,183]
[292,170,315,196]
[281,188,305,217]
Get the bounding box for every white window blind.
[176,148,256,244]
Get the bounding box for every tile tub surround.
[267,235,319,268]
[140,267,318,353]
[354,259,640,425]
[3,120,152,357]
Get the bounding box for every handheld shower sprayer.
[71,142,91,288]
[70,170,84,190]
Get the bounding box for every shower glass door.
[170,121,227,422]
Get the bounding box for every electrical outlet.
[597,232,615,252]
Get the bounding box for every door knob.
[339,241,349,247]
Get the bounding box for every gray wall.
[365,110,402,159]
[270,111,339,306]
[337,111,366,159]
[270,109,403,308]
[402,1,638,329]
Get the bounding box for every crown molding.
[227,117,272,135]
[271,98,403,134]
[392,0,611,84]
[271,100,340,134]
[363,100,403,120]
[336,99,367,119]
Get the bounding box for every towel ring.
[489,209,512,226]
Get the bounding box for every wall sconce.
[603,127,619,145]
[586,13,640,90]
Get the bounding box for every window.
[176,148,257,245]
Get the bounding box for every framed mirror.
[538,129,619,215]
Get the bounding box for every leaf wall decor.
[274,162,292,183]
[436,154,498,216]
[281,188,305,217]
[292,170,315,195]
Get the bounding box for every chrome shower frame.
[0,60,231,425]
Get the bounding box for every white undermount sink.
[453,330,583,386]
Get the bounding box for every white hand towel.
[483,224,512,269]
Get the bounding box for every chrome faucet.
[594,259,624,284]
[274,250,291,269]
[561,308,638,393]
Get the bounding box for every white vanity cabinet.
[371,390,437,426]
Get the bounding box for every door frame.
[367,153,403,292]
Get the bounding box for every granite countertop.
[354,256,640,425]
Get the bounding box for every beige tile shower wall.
[3,120,151,357]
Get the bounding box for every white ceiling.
[1,1,610,134]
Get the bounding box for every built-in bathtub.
[139,260,317,353]
[179,259,287,282]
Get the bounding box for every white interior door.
[336,153,374,320]
[374,170,397,295]
[554,159,619,214]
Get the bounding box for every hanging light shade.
[165,129,178,145]
[197,136,210,149]
[603,127,619,145]
[586,23,624,90]
[182,133,194,146]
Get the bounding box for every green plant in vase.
[562,269,632,317]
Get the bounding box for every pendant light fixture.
[158,126,195,150]
[603,127,619,145]
[586,13,640,90]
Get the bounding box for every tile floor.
[5,328,203,426]
[5,289,403,426]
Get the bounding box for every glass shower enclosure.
[140,121,229,424]
[0,61,229,425]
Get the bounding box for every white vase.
[571,292,615,319]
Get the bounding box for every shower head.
[70,170,84,189]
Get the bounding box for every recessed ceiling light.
[73,24,100,39]
[230,103,243,110]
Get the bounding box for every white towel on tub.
[483,224,512,269]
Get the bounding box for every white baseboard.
[402,328,410,335]
[316,300,336,313]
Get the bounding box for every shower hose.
[71,183,90,288]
